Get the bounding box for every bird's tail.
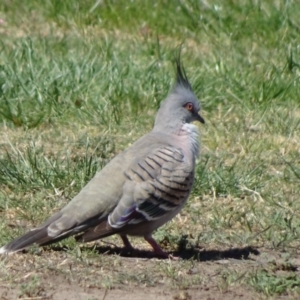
[0,228,51,254]
[0,212,63,254]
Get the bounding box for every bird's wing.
[79,145,194,241]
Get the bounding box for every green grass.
[0,0,300,298]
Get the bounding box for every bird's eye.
[184,102,194,112]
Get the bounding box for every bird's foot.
[119,234,135,256]
[154,249,179,260]
[120,235,134,249]
[144,234,178,260]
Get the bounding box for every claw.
[144,234,177,259]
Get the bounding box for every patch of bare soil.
[0,283,251,300]
[0,246,299,300]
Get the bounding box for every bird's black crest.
[174,51,192,91]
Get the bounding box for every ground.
[1,1,300,299]
[1,242,300,299]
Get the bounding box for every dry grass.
[0,0,300,299]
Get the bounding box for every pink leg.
[144,235,177,259]
[120,234,134,250]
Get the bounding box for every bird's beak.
[196,112,205,124]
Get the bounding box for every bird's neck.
[152,121,200,162]
[177,123,200,162]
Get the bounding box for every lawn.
[0,0,300,299]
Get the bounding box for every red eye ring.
[185,102,193,111]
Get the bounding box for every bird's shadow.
[50,238,259,261]
[84,245,259,261]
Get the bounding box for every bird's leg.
[144,234,176,259]
[120,234,134,252]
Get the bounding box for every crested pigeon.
[0,57,204,258]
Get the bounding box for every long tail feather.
[0,227,52,254]
[0,213,113,254]
[0,212,63,254]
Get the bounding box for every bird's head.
[154,57,204,132]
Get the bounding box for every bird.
[0,55,204,258]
